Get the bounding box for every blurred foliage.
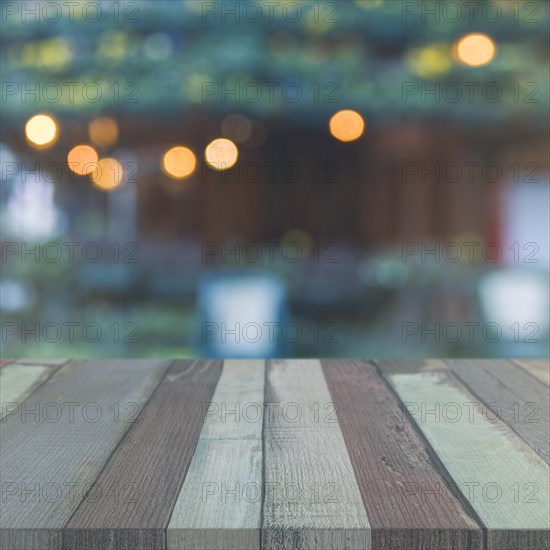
[1,0,548,123]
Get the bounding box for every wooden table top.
[1,358,548,550]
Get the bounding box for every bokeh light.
[88,117,119,148]
[455,33,496,67]
[67,145,99,176]
[406,44,452,78]
[162,146,197,179]
[221,114,253,144]
[205,138,239,170]
[25,114,58,148]
[329,110,365,142]
[90,158,124,191]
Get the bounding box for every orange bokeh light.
[90,158,124,190]
[88,117,119,147]
[162,146,197,179]
[67,145,99,176]
[455,33,496,67]
[329,110,365,142]
[205,138,239,170]
[25,114,58,148]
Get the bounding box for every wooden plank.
[0,359,173,550]
[322,359,482,550]
[64,359,223,550]
[167,359,264,550]
[513,359,550,386]
[262,359,371,550]
[376,359,550,550]
[445,359,550,464]
[14,359,70,367]
[1,363,58,420]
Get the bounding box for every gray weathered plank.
[262,359,371,550]
[513,359,550,386]
[167,359,264,550]
[376,359,550,550]
[0,359,173,550]
[14,359,70,366]
[64,360,223,550]
[445,359,549,464]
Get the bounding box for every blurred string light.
[67,145,99,176]
[329,110,365,142]
[88,117,119,148]
[406,44,452,78]
[221,114,252,144]
[205,138,239,170]
[97,30,130,61]
[25,114,58,148]
[90,158,124,191]
[454,33,496,67]
[162,146,196,179]
[19,38,72,71]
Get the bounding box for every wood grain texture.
[262,359,371,550]
[0,359,173,550]
[513,359,550,386]
[64,359,223,550]
[167,359,264,550]
[322,359,482,550]
[376,359,550,550]
[1,363,57,420]
[445,359,550,464]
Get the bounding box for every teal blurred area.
[1,0,549,358]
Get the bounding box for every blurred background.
[1,0,549,359]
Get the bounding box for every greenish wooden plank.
[376,359,550,550]
[445,359,549,464]
[1,363,58,420]
[513,359,550,386]
[167,359,264,550]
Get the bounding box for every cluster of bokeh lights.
[22,32,495,190]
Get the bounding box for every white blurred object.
[3,176,65,240]
[500,179,550,269]
[199,272,288,357]
[478,268,550,340]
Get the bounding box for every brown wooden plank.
[513,359,550,386]
[445,359,550,464]
[376,359,550,550]
[63,359,223,550]
[0,359,173,550]
[322,359,482,550]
